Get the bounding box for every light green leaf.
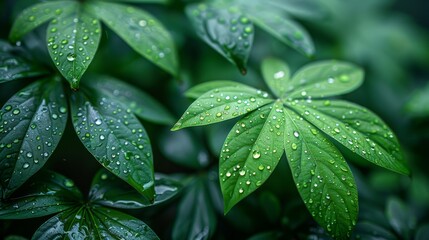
[87,1,178,75]
[185,80,249,99]
[0,77,68,199]
[283,108,358,239]
[70,86,155,201]
[261,58,290,98]
[0,171,82,219]
[9,1,76,42]
[186,3,254,74]
[172,177,217,240]
[0,40,47,84]
[88,75,175,125]
[172,86,273,130]
[287,60,364,99]
[288,100,409,175]
[46,6,101,89]
[220,102,284,213]
[89,169,181,209]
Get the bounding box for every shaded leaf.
[288,100,409,175]
[0,171,82,219]
[405,82,429,118]
[89,169,181,209]
[186,3,254,74]
[0,40,47,83]
[88,75,174,125]
[247,231,283,240]
[287,60,364,99]
[70,85,155,201]
[266,0,327,20]
[352,221,397,240]
[87,1,178,75]
[261,58,290,98]
[220,102,284,213]
[185,80,249,99]
[283,108,358,239]
[9,1,76,42]
[0,77,68,198]
[172,85,272,130]
[415,224,429,240]
[46,6,101,89]
[386,197,416,238]
[106,0,168,3]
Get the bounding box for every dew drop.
[274,71,285,79]
[252,150,261,159]
[293,131,299,138]
[67,53,76,62]
[12,109,20,115]
[23,163,30,169]
[291,143,297,150]
[239,170,246,176]
[64,179,74,187]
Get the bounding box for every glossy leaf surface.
[185,80,249,99]
[261,58,290,97]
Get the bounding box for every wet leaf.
[70,83,155,202]
[172,85,272,130]
[288,100,409,175]
[186,3,254,74]
[265,0,327,20]
[9,1,76,42]
[87,75,174,125]
[172,177,217,240]
[287,60,364,99]
[89,169,181,209]
[46,5,101,89]
[261,58,290,98]
[283,108,358,239]
[185,80,249,99]
[0,171,82,219]
[220,102,284,213]
[87,1,178,75]
[0,40,47,84]
[0,77,68,198]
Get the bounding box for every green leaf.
[46,5,101,90]
[283,108,358,239]
[288,100,409,175]
[405,82,429,118]
[0,171,82,219]
[240,0,314,56]
[220,102,284,213]
[266,0,327,19]
[89,169,181,209]
[87,1,178,75]
[172,177,217,240]
[352,221,397,240]
[70,86,155,201]
[185,80,249,99]
[9,1,76,42]
[0,77,68,198]
[0,40,47,83]
[103,0,169,3]
[261,58,290,98]
[88,75,175,125]
[287,60,364,99]
[172,85,273,130]
[415,224,429,240]
[386,198,416,238]
[247,231,283,240]
[186,3,254,74]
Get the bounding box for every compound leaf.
[289,100,409,175]
[283,108,358,239]
[186,3,254,74]
[0,171,82,219]
[0,77,68,199]
[87,1,178,75]
[172,85,272,130]
[261,58,290,98]
[185,80,249,99]
[46,6,101,90]
[70,85,155,201]
[288,60,364,99]
[220,102,284,213]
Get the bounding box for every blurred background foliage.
[1,0,429,239]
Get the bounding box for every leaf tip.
[170,122,182,131]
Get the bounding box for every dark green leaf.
[172,85,272,130]
[288,100,409,175]
[0,77,68,198]
[0,40,47,83]
[46,5,101,89]
[89,169,181,209]
[87,1,178,75]
[283,108,358,239]
[352,221,397,240]
[0,171,82,219]
[104,0,168,3]
[405,82,429,118]
[220,102,284,213]
[266,0,327,19]
[88,75,174,125]
[186,3,254,74]
[415,224,429,240]
[261,58,290,98]
[172,177,217,240]
[4,236,27,240]
[247,231,283,240]
[258,191,281,223]
[386,198,416,238]
[185,80,249,99]
[9,1,76,42]
[287,60,364,99]
[70,86,155,201]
